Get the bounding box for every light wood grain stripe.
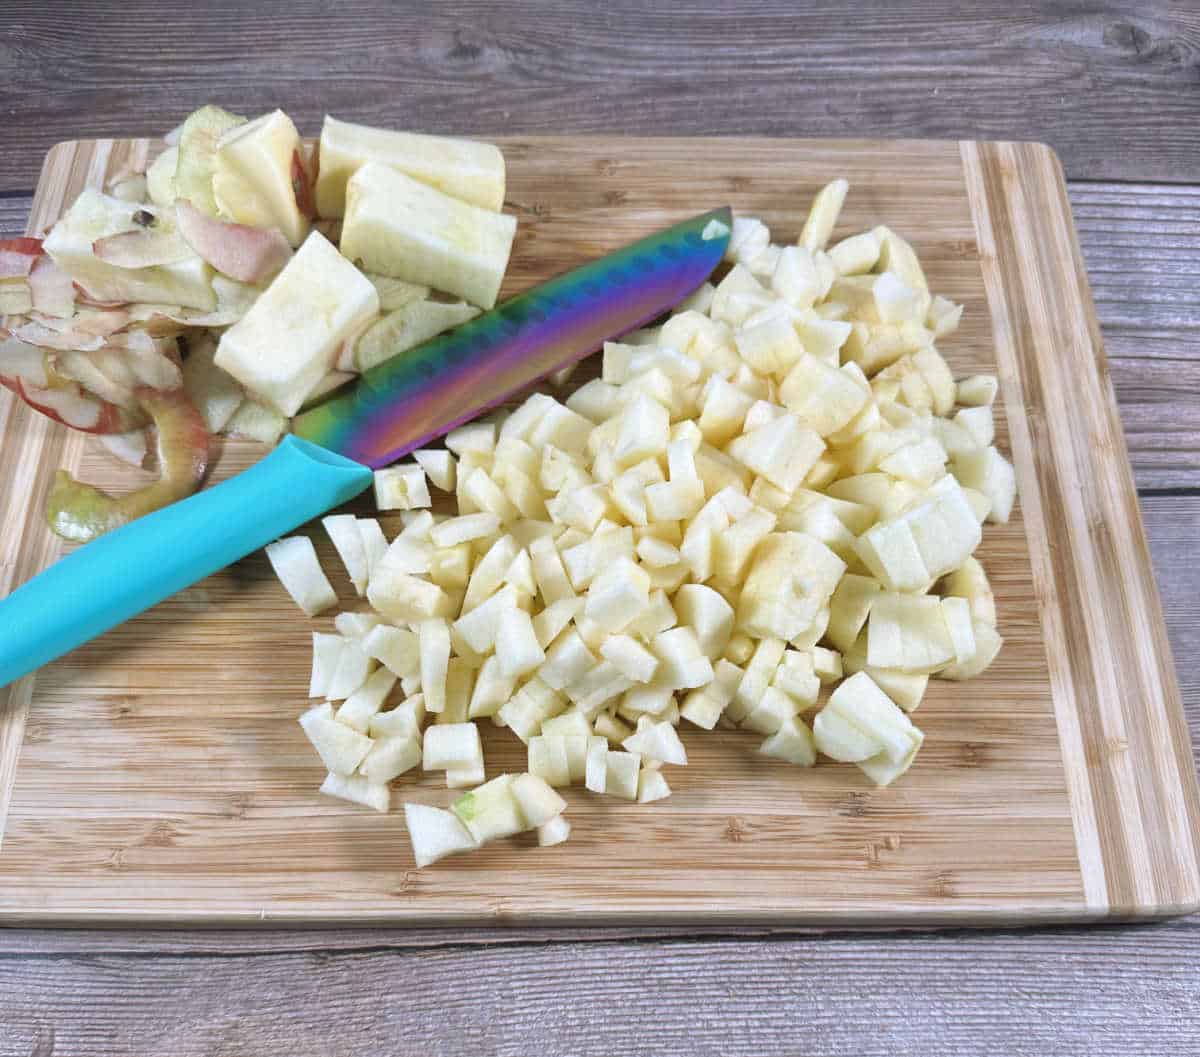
[962,140,1200,914]
[959,141,1108,912]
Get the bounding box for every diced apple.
[265,536,337,616]
[600,634,660,684]
[215,230,378,415]
[422,722,483,772]
[511,773,568,828]
[374,464,431,511]
[758,716,817,766]
[637,768,672,803]
[537,815,572,846]
[358,734,422,784]
[453,774,525,843]
[623,718,687,765]
[309,631,345,698]
[320,771,390,813]
[299,702,373,775]
[952,446,1017,523]
[956,374,999,407]
[867,592,956,674]
[413,448,457,492]
[404,802,478,868]
[418,618,451,713]
[728,415,825,494]
[335,666,397,732]
[326,638,376,701]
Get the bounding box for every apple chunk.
[215,230,379,415]
[317,115,506,217]
[214,108,311,246]
[340,162,517,309]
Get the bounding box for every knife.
[0,207,731,687]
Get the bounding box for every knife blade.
[0,207,732,687]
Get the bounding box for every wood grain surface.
[1,2,1200,189]
[1,2,1198,1053]
[0,134,1195,929]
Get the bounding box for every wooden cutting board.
[1,137,1197,926]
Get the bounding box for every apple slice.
[175,201,292,284]
[174,104,246,217]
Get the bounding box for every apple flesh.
[214,229,378,416]
[317,115,506,217]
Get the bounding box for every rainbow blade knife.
[0,207,731,686]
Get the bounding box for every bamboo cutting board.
[0,137,1197,926]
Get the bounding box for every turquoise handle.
[0,435,373,687]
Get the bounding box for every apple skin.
[45,386,209,542]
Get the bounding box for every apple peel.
[45,386,209,542]
[175,201,292,283]
[0,237,43,278]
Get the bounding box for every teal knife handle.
[0,436,373,688]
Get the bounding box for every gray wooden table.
[2,3,1198,1054]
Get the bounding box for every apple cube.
[651,627,714,691]
[952,446,1017,524]
[533,597,583,649]
[325,638,376,701]
[358,734,422,784]
[467,655,517,719]
[584,557,650,633]
[498,678,566,742]
[622,718,687,766]
[320,771,390,813]
[454,585,520,653]
[309,632,345,698]
[495,607,546,678]
[779,356,870,437]
[735,307,804,376]
[417,618,451,713]
[528,734,572,787]
[360,625,419,679]
[600,751,640,801]
[317,116,505,217]
[374,465,431,511]
[511,773,568,828]
[265,536,337,616]
[854,518,931,593]
[758,716,817,766]
[537,815,572,846]
[453,774,525,843]
[413,449,457,492]
[738,533,846,642]
[728,415,825,494]
[939,619,1003,680]
[368,566,449,623]
[942,556,997,627]
[321,514,369,596]
[680,658,742,729]
[341,162,515,309]
[335,666,397,732]
[600,634,660,684]
[867,593,956,674]
[633,767,669,803]
[404,802,478,868]
[422,722,483,771]
[538,629,598,691]
[369,695,426,739]
[463,535,520,612]
[956,374,999,407]
[584,736,609,792]
[299,702,374,775]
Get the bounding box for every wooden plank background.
[1,1,1198,1053]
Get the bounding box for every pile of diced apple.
[268,178,1015,868]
